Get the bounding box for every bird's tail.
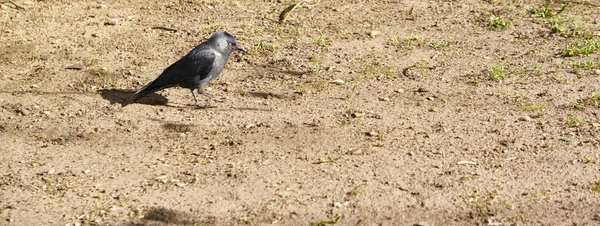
[133,79,176,102]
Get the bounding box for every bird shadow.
[122,206,213,226]
[246,91,290,100]
[147,118,196,132]
[98,89,168,107]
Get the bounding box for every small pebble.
[379,97,390,101]
[427,96,435,101]
[66,64,84,70]
[348,149,362,155]
[330,79,345,85]
[368,30,380,38]
[457,161,477,165]
[48,168,55,175]
[104,18,119,26]
[366,131,378,137]
[17,108,30,116]
[351,112,365,118]
[83,169,90,174]
[518,116,532,121]
[395,88,405,93]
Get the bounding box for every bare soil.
[1,0,600,225]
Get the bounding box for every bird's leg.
[198,86,226,103]
[198,86,223,102]
[190,89,200,106]
[202,93,215,99]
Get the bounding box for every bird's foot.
[202,93,216,99]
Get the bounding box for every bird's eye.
[228,42,233,46]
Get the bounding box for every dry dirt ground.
[1,0,600,225]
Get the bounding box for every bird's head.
[212,32,246,54]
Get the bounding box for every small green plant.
[391,36,420,50]
[531,4,569,18]
[549,23,564,33]
[491,16,510,29]
[520,103,546,112]
[531,6,552,18]
[87,68,117,88]
[565,114,586,127]
[314,36,331,47]
[532,65,543,76]
[339,31,349,39]
[293,80,330,93]
[309,55,322,63]
[357,62,395,81]
[205,0,221,6]
[569,61,583,69]
[561,39,600,57]
[585,60,595,68]
[488,64,507,81]
[590,182,600,194]
[251,41,280,54]
[580,92,600,107]
[310,216,340,226]
[430,40,449,49]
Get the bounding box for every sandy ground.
[1,0,600,225]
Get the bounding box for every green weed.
[531,6,552,18]
[488,64,508,81]
[491,16,510,29]
[562,39,600,57]
[314,36,332,47]
[565,114,586,127]
[520,103,546,112]
[590,182,600,194]
[391,36,420,50]
[310,216,340,226]
[339,31,349,39]
[356,62,395,81]
[430,40,449,49]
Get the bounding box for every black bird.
[134,32,246,105]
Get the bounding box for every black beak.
[235,44,247,53]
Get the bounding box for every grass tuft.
[562,39,600,57]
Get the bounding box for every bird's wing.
[183,49,218,85]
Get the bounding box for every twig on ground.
[151,26,178,32]
[1,1,26,11]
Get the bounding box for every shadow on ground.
[147,118,197,132]
[124,207,214,226]
[98,89,168,107]
[247,91,290,99]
